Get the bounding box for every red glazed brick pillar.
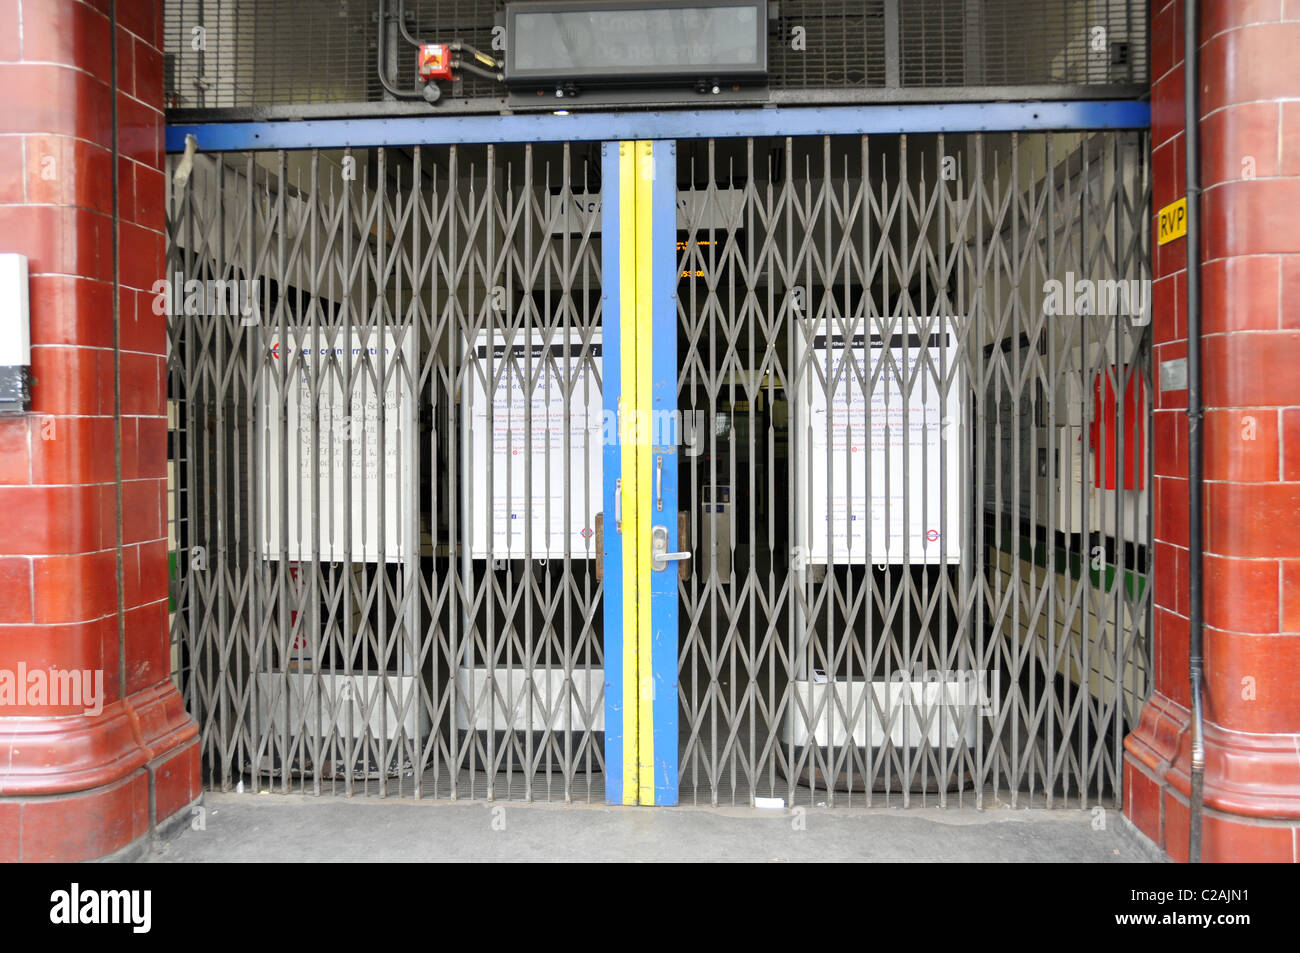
[1125,0,1300,862]
[0,0,198,861]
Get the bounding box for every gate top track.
[165,101,1150,153]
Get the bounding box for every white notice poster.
[796,318,964,565]
[466,331,602,559]
[259,328,417,563]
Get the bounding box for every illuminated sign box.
[504,0,768,87]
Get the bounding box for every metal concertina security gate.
[165,129,1152,809]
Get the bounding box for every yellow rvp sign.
[1157,197,1187,245]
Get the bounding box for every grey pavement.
[148,792,1162,862]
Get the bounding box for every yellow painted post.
[634,140,656,805]
[617,141,640,803]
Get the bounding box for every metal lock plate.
[650,525,691,574]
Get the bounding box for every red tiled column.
[1126,0,1300,862]
[0,0,198,861]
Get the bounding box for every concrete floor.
[149,792,1163,862]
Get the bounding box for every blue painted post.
[600,142,626,805]
[648,140,679,806]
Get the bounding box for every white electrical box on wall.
[0,253,29,363]
[0,253,30,414]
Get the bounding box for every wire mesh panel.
[673,131,1151,808]
[164,0,379,109]
[166,142,608,800]
[767,0,888,91]
[900,0,1146,87]
[163,0,1147,113]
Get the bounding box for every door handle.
[651,524,690,573]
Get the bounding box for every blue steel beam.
[166,100,1150,153]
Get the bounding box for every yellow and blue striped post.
[602,140,678,806]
